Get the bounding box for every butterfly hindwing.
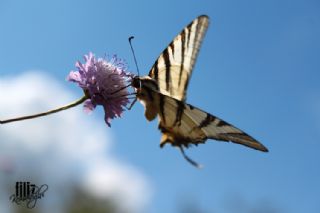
[155,92,268,152]
[148,15,209,101]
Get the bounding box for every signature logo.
[9,182,48,209]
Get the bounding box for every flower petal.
[66,71,82,83]
[83,99,96,114]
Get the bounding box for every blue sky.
[0,0,320,212]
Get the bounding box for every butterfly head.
[131,76,141,89]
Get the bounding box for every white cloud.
[0,72,152,213]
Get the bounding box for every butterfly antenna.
[128,36,141,88]
[179,146,203,169]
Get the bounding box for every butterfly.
[131,15,268,167]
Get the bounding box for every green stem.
[0,95,88,124]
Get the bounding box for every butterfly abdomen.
[159,123,206,148]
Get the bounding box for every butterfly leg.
[126,97,137,110]
[109,84,131,95]
[108,93,137,100]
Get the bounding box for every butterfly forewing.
[149,15,209,101]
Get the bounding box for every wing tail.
[178,146,203,168]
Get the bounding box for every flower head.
[67,52,133,126]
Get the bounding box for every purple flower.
[67,52,133,126]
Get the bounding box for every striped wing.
[156,93,268,152]
[149,15,209,101]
